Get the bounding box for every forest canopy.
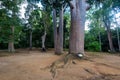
[0,0,120,53]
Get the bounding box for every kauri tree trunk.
[98,20,102,52]
[103,16,115,52]
[29,30,32,50]
[98,31,102,52]
[106,26,115,52]
[53,6,63,55]
[41,30,47,51]
[53,8,57,54]
[69,0,86,54]
[116,27,120,52]
[58,6,64,54]
[8,26,15,52]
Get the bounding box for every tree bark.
[116,27,120,52]
[53,8,57,53]
[53,7,64,55]
[106,26,115,52]
[41,30,47,51]
[99,31,102,52]
[29,30,32,50]
[103,16,115,52]
[69,0,86,54]
[98,20,102,52]
[58,5,63,54]
[8,26,15,53]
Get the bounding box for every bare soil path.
[0,50,120,80]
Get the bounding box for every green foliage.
[0,0,23,49]
[85,31,100,52]
[86,41,100,52]
[20,2,54,48]
[0,0,120,52]
[85,0,120,52]
[63,12,70,48]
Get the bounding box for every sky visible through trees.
[0,0,120,52]
[19,3,120,30]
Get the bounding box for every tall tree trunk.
[98,21,102,52]
[58,5,64,54]
[103,15,115,52]
[69,0,86,54]
[41,30,47,51]
[53,8,58,53]
[104,21,115,52]
[29,30,32,50]
[116,27,120,52]
[53,7,64,55]
[98,32,102,51]
[106,26,115,52]
[8,26,15,52]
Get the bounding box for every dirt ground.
[0,49,120,80]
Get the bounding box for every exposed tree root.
[86,73,120,80]
[40,53,120,80]
[84,58,120,70]
[83,68,96,75]
[49,54,73,78]
[42,53,85,78]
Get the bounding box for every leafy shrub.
[86,41,100,52]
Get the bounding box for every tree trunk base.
[29,48,32,51]
[108,50,116,53]
[55,52,63,55]
[41,53,85,78]
[8,50,15,53]
[41,48,46,52]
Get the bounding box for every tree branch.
[86,3,91,11]
[63,3,67,11]
[85,0,91,11]
[68,1,74,9]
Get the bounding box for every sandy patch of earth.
[0,50,120,80]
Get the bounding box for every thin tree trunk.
[105,18,115,52]
[99,32,102,51]
[116,27,120,52]
[98,21,102,52]
[53,7,64,55]
[69,0,86,54]
[8,42,15,52]
[58,5,63,54]
[103,15,115,52]
[53,8,58,53]
[106,25,115,52]
[29,30,32,50]
[41,30,47,51]
[8,26,15,53]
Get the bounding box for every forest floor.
[0,49,120,80]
